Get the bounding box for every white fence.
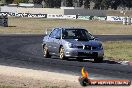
[0,12,132,25]
[107,16,124,22]
[0,12,47,18]
[47,14,76,19]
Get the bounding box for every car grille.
[85,45,97,50]
[77,46,83,48]
[77,45,97,50]
[78,52,98,57]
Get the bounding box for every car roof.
[54,27,86,30]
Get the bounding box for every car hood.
[63,39,102,46]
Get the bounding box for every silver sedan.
[42,27,104,62]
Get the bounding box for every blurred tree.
[110,0,120,10]
[66,0,73,7]
[2,0,14,4]
[13,0,29,3]
[33,0,43,4]
[123,0,132,10]
[5,0,132,9]
[92,0,102,9]
[84,0,90,9]
[100,0,109,9]
[54,0,61,8]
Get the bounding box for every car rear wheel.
[59,47,67,60]
[94,57,103,63]
[43,45,51,58]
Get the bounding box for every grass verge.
[0,85,15,88]
[0,17,132,35]
[103,41,132,61]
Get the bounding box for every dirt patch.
[0,65,131,88]
[0,74,80,88]
[0,65,81,88]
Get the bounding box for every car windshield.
[62,29,94,41]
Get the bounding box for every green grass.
[103,41,132,61]
[0,17,132,35]
[0,85,16,88]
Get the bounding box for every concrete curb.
[128,61,132,66]
[118,61,132,66]
[105,58,132,66]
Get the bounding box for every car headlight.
[67,43,77,48]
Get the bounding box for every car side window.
[49,29,58,38]
[49,29,61,38]
[56,29,61,38]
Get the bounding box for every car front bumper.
[64,48,104,59]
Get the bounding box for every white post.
[123,17,127,25]
[45,29,47,35]
[127,16,131,25]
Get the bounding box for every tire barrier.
[0,15,8,27]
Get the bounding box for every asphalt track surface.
[0,35,132,80]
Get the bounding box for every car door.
[47,28,58,53]
[53,29,62,55]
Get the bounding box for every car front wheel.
[59,47,67,60]
[43,45,51,58]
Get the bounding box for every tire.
[43,45,51,58]
[94,57,103,63]
[79,77,90,86]
[59,47,67,60]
